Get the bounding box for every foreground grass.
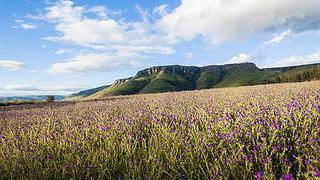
[0,81,319,179]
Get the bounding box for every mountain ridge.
[68,62,320,100]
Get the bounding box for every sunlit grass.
[0,81,319,179]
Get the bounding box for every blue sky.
[0,0,320,96]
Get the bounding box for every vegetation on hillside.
[71,63,320,99]
[0,100,46,106]
[0,95,65,102]
[262,65,320,84]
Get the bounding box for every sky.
[1,0,320,96]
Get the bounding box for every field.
[0,81,319,179]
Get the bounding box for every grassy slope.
[139,73,196,94]
[66,85,110,100]
[88,77,151,98]
[212,66,271,88]
[196,71,223,89]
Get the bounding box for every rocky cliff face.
[199,63,258,75]
[135,65,200,77]
[222,62,258,70]
[112,77,133,85]
[135,63,258,79]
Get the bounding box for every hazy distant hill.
[69,62,320,100]
[0,95,65,102]
[67,85,110,100]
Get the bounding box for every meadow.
[0,81,319,179]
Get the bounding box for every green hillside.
[66,85,110,100]
[89,77,150,98]
[71,62,320,99]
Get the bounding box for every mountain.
[0,95,65,102]
[67,85,110,100]
[70,62,320,100]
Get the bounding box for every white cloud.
[263,29,295,45]
[271,52,320,67]
[158,0,320,44]
[39,0,176,74]
[44,0,123,45]
[21,23,38,30]
[87,6,108,19]
[54,49,72,55]
[0,60,26,70]
[111,45,175,55]
[53,19,125,44]
[43,0,174,52]
[225,52,320,67]
[44,0,84,22]
[225,53,254,64]
[3,84,38,91]
[2,84,85,92]
[49,53,139,74]
[15,19,38,30]
[153,4,169,16]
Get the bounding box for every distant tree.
[47,96,55,102]
[275,76,281,83]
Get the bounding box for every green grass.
[89,78,151,98]
[139,78,179,93]
[196,71,223,89]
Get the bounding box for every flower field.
[0,81,319,179]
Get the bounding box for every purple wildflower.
[101,126,111,131]
[47,154,53,160]
[254,171,263,180]
[305,160,310,166]
[282,173,293,180]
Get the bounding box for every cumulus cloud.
[49,53,139,74]
[51,19,125,44]
[158,0,320,44]
[225,53,255,64]
[271,52,320,67]
[263,29,295,45]
[43,0,174,52]
[39,0,176,74]
[0,60,26,70]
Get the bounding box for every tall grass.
[0,81,319,179]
